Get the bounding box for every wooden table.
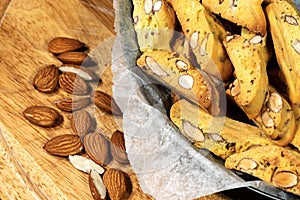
[0,0,237,199]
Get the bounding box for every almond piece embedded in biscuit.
[261,111,274,128]
[272,171,298,188]
[178,75,194,89]
[285,15,298,26]
[267,92,283,113]
[144,0,153,14]
[292,40,300,54]
[175,60,188,72]
[190,32,199,49]
[249,35,262,44]
[153,0,162,12]
[237,158,258,171]
[182,120,205,142]
[230,79,240,97]
[145,56,168,76]
[200,33,210,56]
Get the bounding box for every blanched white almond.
[175,60,188,72]
[190,32,199,49]
[237,158,258,170]
[285,15,298,26]
[244,39,250,47]
[145,56,168,76]
[200,33,210,56]
[153,0,162,12]
[226,35,235,42]
[133,16,139,25]
[272,171,298,188]
[209,133,224,142]
[292,40,300,54]
[267,92,283,113]
[230,79,240,97]
[144,0,153,14]
[69,155,105,174]
[90,169,107,199]
[261,111,274,128]
[178,75,194,89]
[249,35,262,44]
[59,66,92,81]
[182,121,205,142]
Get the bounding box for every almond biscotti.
[224,33,269,120]
[136,50,224,114]
[201,0,267,35]
[225,145,300,196]
[168,0,233,81]
[265,0,300,120]
[132,0,176,52]
[170,99,274,160]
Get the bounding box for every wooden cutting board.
[0,0,231,199]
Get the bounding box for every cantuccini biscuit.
[132,0,176,52]
[170,99,274,160]
[168,0,233,81]
[225,145,300,196]
[136,50,222,113]
[224,33,269,120]
[265,0,300,120]
[201,0,267,35]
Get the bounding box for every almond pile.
[22,37,133,200]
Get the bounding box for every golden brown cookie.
[201,0,267,35]
[225,145,300,196]
[132,0,176,52]
[136,50,221,113]
[224,33,269,120]
[170,99,274,160]
[265,0,300,120]
[168,0,233,81]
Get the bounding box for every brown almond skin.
[93,91,122,116]
[43,134,83,157]
[48,37,85,54]
[103,168,131,200]
[55,97,91,112]
[56,51,88,65]
[71,110,92,137]
[83,132,111,166]
[110,130,129,164]
[33,65,59,93]
[59,72,89,95]
[23,106,62,127]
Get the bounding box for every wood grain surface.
[0,0,231,199]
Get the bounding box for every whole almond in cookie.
[48,37,85,54]
[23,106,62,127]
[83,132,111,166]
[55,97,91,112]
[33,65,59,93]
[59,72,89,95]
[110,130,129,164]
[43,134,83,157]
[93,91,122,116]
